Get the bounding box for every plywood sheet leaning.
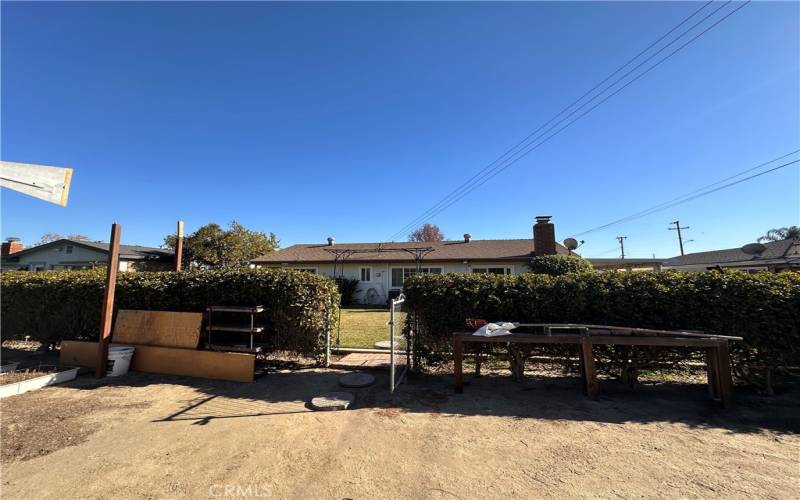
[112,310,203,349]
[60,341,254,383]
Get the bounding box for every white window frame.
[360,267,372,282]
[390,267,443,289]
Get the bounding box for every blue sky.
[2,1,798,258]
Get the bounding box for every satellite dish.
[741,243,766,256]
[563,238,579,250]
[0,161,73,207]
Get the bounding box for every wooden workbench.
[452,325,740,407]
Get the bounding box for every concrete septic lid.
[374,339,406,350]
[310,392,355,411]
[339,372,375,388]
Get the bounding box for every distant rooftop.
[663,239,800,267]
[252,238,570,263]
[7,238,173,261]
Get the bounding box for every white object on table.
[472,322,519,337]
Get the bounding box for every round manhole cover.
[339,372,375,388]
[374,339,406,350]
[310,392,355,411]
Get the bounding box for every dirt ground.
[1,360,798,499]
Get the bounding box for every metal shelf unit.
[206,305,265,354]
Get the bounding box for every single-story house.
[662,238,800,272]
[252,216,574,305]
[1,238,174,272]
[589,257,663,272]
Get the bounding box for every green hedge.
[527,255,593,275]
[403,271,800,379]
[0,269,340,359]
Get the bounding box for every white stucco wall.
[8,243,134,272]
[258,260,527,305]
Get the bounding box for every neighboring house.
[1,238,174,272]
[589,257,663,272]
[662,239,800,273]
[252,216,572,305]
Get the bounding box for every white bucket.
[107,346,135,377]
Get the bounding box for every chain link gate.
[388,293,410,393]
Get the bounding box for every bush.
[527,255,593,275]
[0,268,340,359]
[334,277,360,306]
[402,271,800,382]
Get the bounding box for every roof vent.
[464,233,472,243]
[327,237,335,246]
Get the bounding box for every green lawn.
[337,308,406,348]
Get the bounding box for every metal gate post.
[389,299,395,392]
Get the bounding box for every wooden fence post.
[175,219,184,272]
[95,223,121,378]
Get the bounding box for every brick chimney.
[533,216,557,256]
[2,238,24,257]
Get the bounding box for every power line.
[572,151,800,237]
[387,1,716,241]
[572,148,800,236]
[396,1,751,234]
[389,1,749,240]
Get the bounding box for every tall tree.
[164,221,279,269]
[37,233,91,245]
[758,226,800,243]
[409,223,445,242]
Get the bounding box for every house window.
[390,267,442,288]
[472,267,512,275]
[360,267,372,282]
[66,245,73,254]
[293,268,317,274]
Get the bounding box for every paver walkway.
[332,352,407,369]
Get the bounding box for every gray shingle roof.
[7,239,173,261]
[253,239,570,264]
[662,239,799,267]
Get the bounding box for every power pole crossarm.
[669,220,690,256]
[616,236,627,259]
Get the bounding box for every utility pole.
[669,220,689,256]
[616,236,627,259]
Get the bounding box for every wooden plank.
[453,333,720,348]
[61,341,254,382]
[705,347,719,400]
[715,342,734,408]
[112,310,203,349]
[580,337,600,400]
[129,344,254,383]
[175,220,184,272]
[61,340,99,367]
[96,223,121,378]
[453,336,464,393]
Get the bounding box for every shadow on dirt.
[54,362,800,435]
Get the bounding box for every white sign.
[0,160,73,207]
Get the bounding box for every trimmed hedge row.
[0,269,340,359]
[402,271,800,378]
[527,255,593,275]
